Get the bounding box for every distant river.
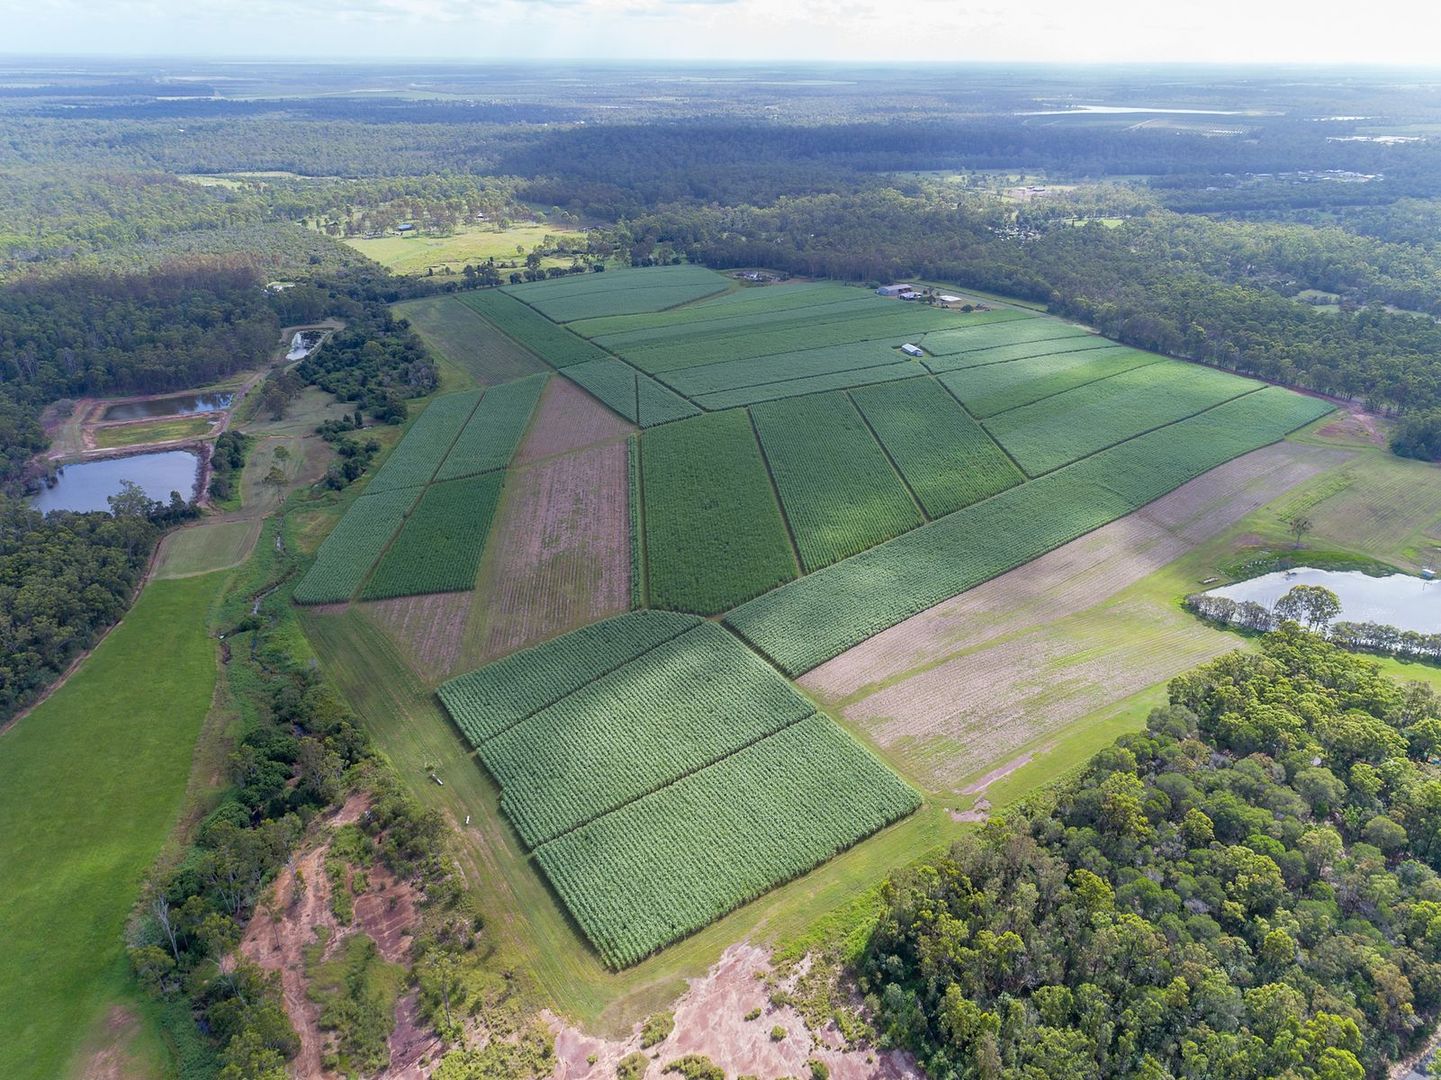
[30,450,200,514]
[1207,568,1441,634]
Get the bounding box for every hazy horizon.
[6,0,1441,67]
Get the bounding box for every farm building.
[938,294,964,304]
[900,343,926,357]
[397,222,416,234]
[876,283,914,297]
[898,289,922,301]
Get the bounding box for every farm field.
[0,574,224,1080]
[433,372,545,481]
[93,414,214,448]
[365,388,483,494]
[393,294,550,387]
[640,409,797,613]
[512,375,634,464]
[436,612,918,965]
[292,486,419,604]
[752,392,922,571]
[940,344,1163,417]
[502,264,730,322]
[360,471,504,600]
[342,221,586,275]
[154,518,260,578]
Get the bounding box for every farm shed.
[938,294,963,303]
[876,283,914,297]
[900,343,926,357]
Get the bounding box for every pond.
[30,450,201,514]
[1207,568,1441,635]
[102,392,233,422]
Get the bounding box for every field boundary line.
[933,375,1030,478]
[746,407,805,578]
[847,389,930,523]
[630,434,650,609]
[453,618,702,744]
[967,353,1169,419]
[522,710,819,852]
[982,384,1268,480]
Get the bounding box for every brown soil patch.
[950,798,990,824]
[364,591,473,682]
[962,753,1035,795]
[550,943,918,1080]
[1317,408,1387,447]
[74,1006,142,1080]
[237,794,435,1080]
[466,440,631,665]
[803,441,1351,704]
[514,377,635,466]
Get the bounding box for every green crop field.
[293,486,419,604]
[691,363,920,410]
[365,389,483,493]
[727,386,1335,675]
[664,341,915,397]
[941,345,1164,417]
[477,621,815,847]
[460,290,610,368]
[438,611,702,744]
[437,613,919,968]
[393,295,550,386]
[983,361,1263,475]
[558,357,700,427]
[534,714,919,968]
[640,410,797,613]
[752,392,922,571]
[0,574,223,1080]
[360,472,504,600]
[503,265,730,322]
[434,373,546,481]
[915,318,1093,358]
[579,288,884,345]
[850,378,1024,517]
[922,333,1112,374]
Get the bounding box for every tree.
[1283,512,1313,549]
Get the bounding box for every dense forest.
[864,628,1441,1080]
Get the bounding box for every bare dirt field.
[804,441,1351,704]
[464,440,631,667]
[513,376,634,466]
[237,797,438,1080]
[803,441,1354,794]
[550,944,919,1080]
[364,591,474,683]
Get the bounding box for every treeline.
[0,492,158,725]
[864,628,1441,1079]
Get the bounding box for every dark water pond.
[102,392,233,422]
[30,451,200,513]
[1207,568,1441,634]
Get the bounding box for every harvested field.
[512,376,634,465]
[363,591,473,682]
[466,440,631,665]
[802,441,1352,705]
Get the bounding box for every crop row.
[983,360,1263,475]
[584,289,882,348]
[726,386,1336,675]
[922,334,1113,375]
[752,392,922,572]
[292,487,419,604]
[479,621,816,847]
[534,713,920,968]
[627,436,643,609]
[359,472,504,600]
[641,410,797,614]
[851,378,1024,518]
[691,363,918,411]
[665,340,911,397]
[460,290,610,368]
[365,389,483,494]
[616,304,964,375]
[436,610,701,744]
[942,346,1164,418]
[914,317,1090,358]
[434,373,547,482]
[502,265,727,322]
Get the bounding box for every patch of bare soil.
[365,591,473,682]
[75,1006,142,1080]
[549,944,919,1080]
[1317,408,1387,448]
[467,440,630,664]
[950,798,990,824]
[803,441,1351,704]
[236,795,436,1080]
[514,377,635,465]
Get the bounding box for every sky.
[5,0,1441,65]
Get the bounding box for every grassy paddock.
[342,222,585,275]
[94,415,215,449]
[0,574,225,1080]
